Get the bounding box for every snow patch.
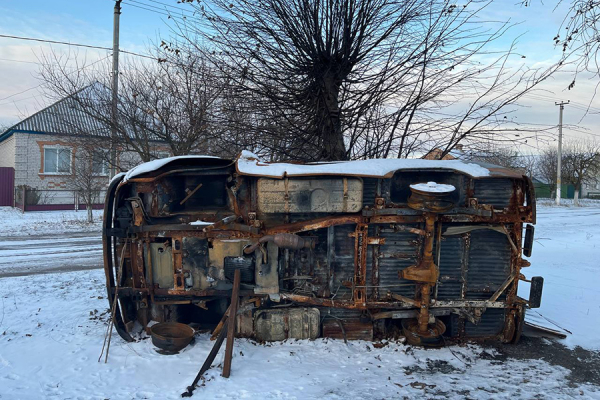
[410,182,456,193]
[189,220,213,226]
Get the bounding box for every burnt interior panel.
[159,175,230,214]
[373,228,419,298]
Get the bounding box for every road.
[0,231,103,278]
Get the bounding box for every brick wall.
[12,132,151,190]
[13,132,75,189]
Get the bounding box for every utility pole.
[555,100,569,205]
[110,0,122,179]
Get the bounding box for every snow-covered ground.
[0,203,598,399]
[519,201,600,350]
[0,207,102,237]
[0,269,598,400]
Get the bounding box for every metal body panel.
[254,308,320,341]
[146,243,174,289]
[257,177,363,213]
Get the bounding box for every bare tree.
[174,0,560,161]
[537,148,559,198]
[463,143,523,169]
[562,139,600,205]
[460,142,539,177]
[38,48,222,166]
[518,153,539,178]
[555,0,600,93]
[68,140,110,223]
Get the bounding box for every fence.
[0,167,15,206]
[14,188,106,212]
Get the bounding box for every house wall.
[13,132,82,190]
[582,180,600,198]
[13,131,167,190]
[0,134,16,168]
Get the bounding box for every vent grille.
[362,178,378,206]
[369,226,419,298]
[437,236,463,299]
[449,308,506,337]
[474,178,513,209]
[467,229,511,299]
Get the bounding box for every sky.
[0,0,598,154]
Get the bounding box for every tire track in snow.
[0,232,102,277]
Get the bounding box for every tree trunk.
[87,205,93,223]
[574,186,580,206]
[318,75,347,161]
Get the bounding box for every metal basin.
[150,322,195,353]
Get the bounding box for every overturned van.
[103,151,542,346]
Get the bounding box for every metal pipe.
[243,233,314,254]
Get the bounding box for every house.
[582,179,600,199]
[421,144,465,160]
[0,91,168,210]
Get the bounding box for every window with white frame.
[44,146,72,174]
[92,150,110,175]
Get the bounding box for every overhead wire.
[0,54,112,103]
[139,0,196,14]
[121,0,190,23]
[0,33,156,61]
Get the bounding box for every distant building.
[421,144,465,160]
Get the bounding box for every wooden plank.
[222,269,241,378]
[181,320,229,397]
[210,304,231,341]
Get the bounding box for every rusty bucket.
[150,322,195,353]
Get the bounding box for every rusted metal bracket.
[490,272,517,302]
[180,183,203,205]
[387,291,420,307]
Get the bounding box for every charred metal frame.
[103,157,538,345]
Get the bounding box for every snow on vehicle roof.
[123,155,220,181]
[110,171,126,184]
[120,151,498,182]
[236,150,491,178]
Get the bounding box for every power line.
[0,33,156,61]
[121,0,190,23]
[522,93,600,114]
[0,58,40,65]
[0,87,39,103]
[0,54,112,103]
[139,0,196,14]
[0,94,39,107]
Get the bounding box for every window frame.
[43,145,72,175]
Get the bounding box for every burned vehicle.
[103,151,542,346]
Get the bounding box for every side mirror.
[529,276,543,308]
[523,224,534,257]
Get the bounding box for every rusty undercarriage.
[103,151,542,346]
